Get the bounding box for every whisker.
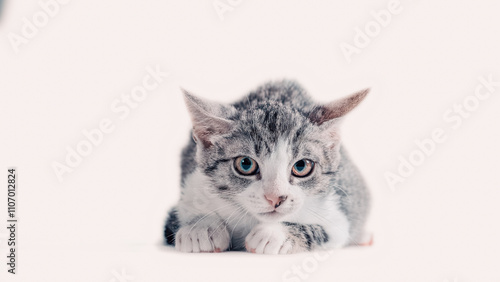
[209,206,244,238]
[188,203,235,234]
[229,210,249,249]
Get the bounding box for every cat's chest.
[215,209,256,249]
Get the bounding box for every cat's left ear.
[308,88,369,147]
[181,88,235,148]
[308,88,370,125]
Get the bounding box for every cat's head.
[182,82,368,222]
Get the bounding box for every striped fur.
[164,80,371,254]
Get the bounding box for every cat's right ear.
[181,88,235,148]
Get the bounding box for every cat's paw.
[175,224,230,253]
[245,224,293,255]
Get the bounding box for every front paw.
[245,224,294,254]
[175,224,230,253]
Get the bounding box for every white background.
[1,0,500,281]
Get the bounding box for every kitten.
[164,80,371,254]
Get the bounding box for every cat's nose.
[265,194,288,208]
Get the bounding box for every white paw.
[175,224,230,253]
[245,224,293,254]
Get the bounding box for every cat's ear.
[182,88,234,148]
[308,88,369,125]
[308,88,369,148]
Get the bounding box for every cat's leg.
[245,222,331,254]
[164,207,180,246]
[174,215,231,253]
[164,205,232,252]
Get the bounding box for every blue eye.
[292,159,314,177]
[240,158,253,171]
[234,156,259,175]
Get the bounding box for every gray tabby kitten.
[164,80,371,254]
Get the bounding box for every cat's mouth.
[259,211,278,215]
[258,210,284,219]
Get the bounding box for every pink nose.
[265,194,288,208]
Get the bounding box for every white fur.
[177,141,351,252]
[236,139,306,222]
[178,169,257,249]
[294,194,351,248]
[175,217,230,252]
[245,223,293,254]
[259,139,292,196]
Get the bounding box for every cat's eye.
[234,156,259,175]
[292,159,314,177]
